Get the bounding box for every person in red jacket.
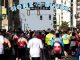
[18,33,27,60]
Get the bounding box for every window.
[49,15,51,20]
[61,16,63,19]
[71,0,73,2]
[40,15,42,20]
[53,21,56,24]
[53,25,56,28]
[53,16,56,20]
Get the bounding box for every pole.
[70,0,73,31]
[0,0,2,18]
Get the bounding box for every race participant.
[18,33,27,60]
[70,32,78,56]
[45,30,55,60]
[51,33,64,60]
[13,33,19,60]
[0,30,11,60]
[36,31,45,45]
[76,39,80,60]
[27,32,43,60]
[62,31,70,59]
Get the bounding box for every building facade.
[0,0,8,31]
[76,0,80,29]
[8,0,20,30]
[19,0,76,31]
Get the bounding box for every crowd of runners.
[0,28,80,60]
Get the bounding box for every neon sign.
[10,2,70,12]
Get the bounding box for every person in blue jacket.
[51,33,64,48]
[51,33,64,60]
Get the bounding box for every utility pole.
[70,0,73,31]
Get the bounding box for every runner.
[62,31,70,59]
[27,32,43,60]
[70,32,78,56]
[0,30,11,60]
[45,30,55,60]
[13,32,19,60]
[76,40,80,60]
[18,33,27,60]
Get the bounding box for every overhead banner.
[10,2,70,12]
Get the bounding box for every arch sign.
[10,2,70,12]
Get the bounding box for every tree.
[59,21,69,31]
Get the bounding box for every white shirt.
[0,35,4,54]
[27,38,43,57]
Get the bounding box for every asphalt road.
[2,55,76,60]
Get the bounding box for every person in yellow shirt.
[62,31,70,59]
[45,33,54,45]
[45,30,55,60]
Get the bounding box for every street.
[4,55,75,60]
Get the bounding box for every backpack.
[53,41,62,54]
[18,38,26,48]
